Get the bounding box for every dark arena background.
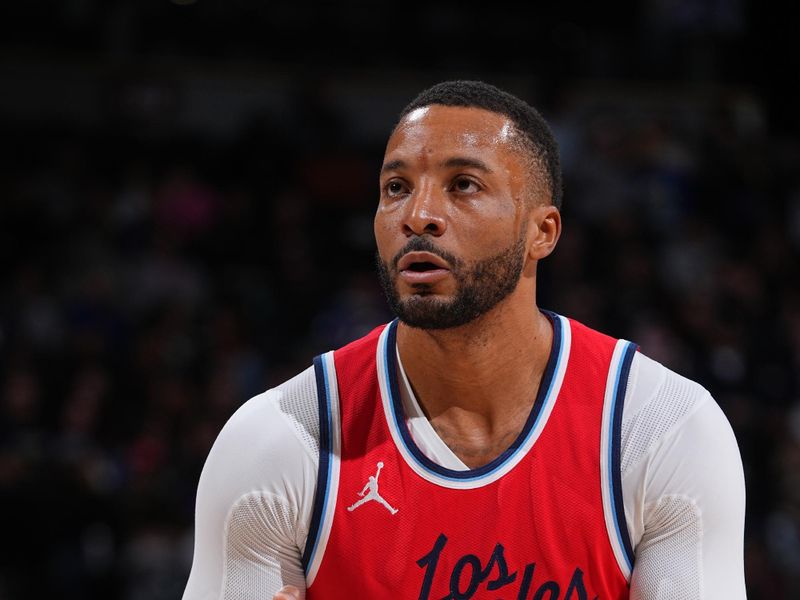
[0,2,798,598]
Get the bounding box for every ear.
[526,204,561,261]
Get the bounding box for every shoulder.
[621,351,743,482]
[624,351,711,429]
[217,320,389,457]
[198,365,321,510]
[215,365,321,466]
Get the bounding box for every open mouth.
[397,251,450,273]
[396,253,451,285]
[406,262,441,272]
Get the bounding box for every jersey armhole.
[301,352,341,586]
[600,340,638,581]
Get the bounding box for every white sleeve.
[182,367,320,600]
[622,353,746,599]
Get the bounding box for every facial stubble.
[376,233,527,330]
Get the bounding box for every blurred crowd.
[0,76,798,599]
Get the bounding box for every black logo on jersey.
[416,533,599,600]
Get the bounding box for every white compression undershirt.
[182,350,746,600]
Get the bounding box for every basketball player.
[182,81,746,599]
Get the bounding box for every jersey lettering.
[417,533,596,600]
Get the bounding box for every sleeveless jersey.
[302,313,638,599]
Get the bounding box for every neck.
[396,287,554,429]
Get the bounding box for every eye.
[451,176,480,194]
[384,179,408,197]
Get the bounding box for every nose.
[402,182,447,237]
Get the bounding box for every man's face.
[374,105,534,329]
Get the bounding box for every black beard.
[375,235,526,330]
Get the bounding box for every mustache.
[390,236,461,270]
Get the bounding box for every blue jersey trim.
[302,355,333,572]
[384,311,563,481]
[609,342,638,572]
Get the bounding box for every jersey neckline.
[376,311,571,488]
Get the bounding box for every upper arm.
[182,368,320,600]
[622,355,746,599]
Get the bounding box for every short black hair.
[397,80,563,209]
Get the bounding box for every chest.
[303,317,635,599]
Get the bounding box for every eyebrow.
[442,157,493,173]
[381,159,406,173]
[380,156,494,174]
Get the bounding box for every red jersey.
[303,312,637,599]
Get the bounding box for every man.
[182,80,746,599]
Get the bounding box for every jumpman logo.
[347,461,398,515]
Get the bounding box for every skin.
[272,104,561,598]
[274,587,301,600]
